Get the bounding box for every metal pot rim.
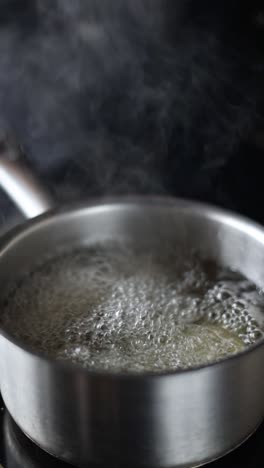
[1,194,264,380]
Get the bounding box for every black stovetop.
[0,399,263,468]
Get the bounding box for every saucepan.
[0,138,264,468]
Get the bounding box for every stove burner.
[0,400,263,468]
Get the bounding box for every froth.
[1,242,264,373]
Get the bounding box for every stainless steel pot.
[0,142,264,468]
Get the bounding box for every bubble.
[1,241,264,373]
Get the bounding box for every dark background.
[0,2,264,466]
[0,0,264,224]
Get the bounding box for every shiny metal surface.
[2,407,264,468]
[0,136,53,218]
[3,411,71,467]
[0,199,264,467]
[0,151,264,467]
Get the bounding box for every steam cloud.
[0,0,263,214]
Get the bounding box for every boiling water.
[1,242,264,372]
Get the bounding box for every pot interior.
[1,197,264,368]
[0,198,264,287]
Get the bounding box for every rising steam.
[0,0,263,213]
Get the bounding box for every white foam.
[2,242,264,372]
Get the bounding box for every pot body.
[1,197,264,467]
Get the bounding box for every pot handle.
[0,135,53,219]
